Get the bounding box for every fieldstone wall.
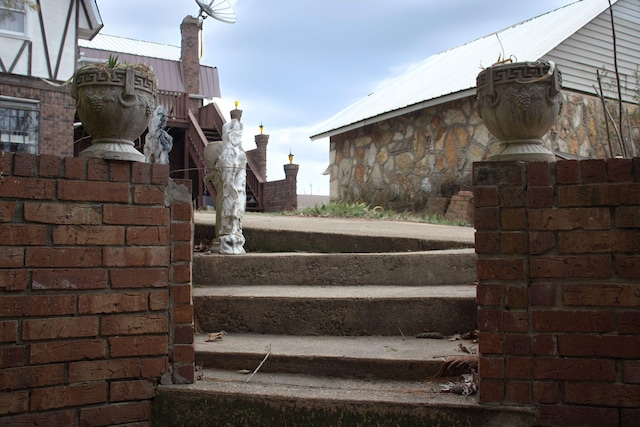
[328,92,640,213]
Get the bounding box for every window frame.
[0,96,40,154]
[0,0,28,37]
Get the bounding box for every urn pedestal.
[72,64,157,162]
[476,60,562,162]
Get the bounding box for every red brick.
[504,380,531,403]
[565,382,640,407]
[532,334,557,356]
[172,363,195,384]
[172,242,192,262]
[0,177,54,199]
[534,357,615,381]
[110,380,155,402]
[635,158,640,182]
[505,334,531,356]
[25,247,101,268]
[527,161,552,186]
[103,205,169,226]
[0,390,28,415]
[533,381,559,404]
[529,231,556,254]
[38,154,63,178]
[623,360,640,384]
[151,163,170,184]
[504,285,528,308]
[0,269,28,291]
[615,206,640,228]
[64,157,85,179]
[68,359,141,383]
[103,247,170,267]
[498,187,525,208]
[0,345,25,368]
[86,158,109,181]
[0,151,12,175]
[173,304,193,323]
[538,404,619,427]
[559,183,640,207]
[149,290,169,310]
[0,224,47,245]
[30,339,106,363]
[109,161,130,182]
[608,157,633,182]
[171,203,193,221]
[0,295,76,317]
[478,331,504,355]
[0,201,16,222]
[473,162,524,186]
[582,159,607,183]
[141,357,168,378]
[619,312,640,334]
[170,284,192,305]
[24,202,101,224]
[173,344,195,364]
[563,284,640,307]
[53,225,124,245]
[528,207,610,230]
[531,283,556,306]
[109,335,168,357]
[505,357,531,379]
[476,282,501,306]
[527,186,554,208]
[622,409,640,427]
[0,364,65,391]
[32,269,107,290]
[474,207,499,230]
[79,293,148,314]
[0,320,17,342]
[477,258,525,280]
[616,255,640,278]
[555,160,579,184]
[171,264,191,284]
[478,307,502,331]
[22,316,99,340]
[559,230,640,253]
[132,162,152,184]
[13,152,36,176]
[478,378,504,403]
[503,311,528,332]
[110,268,168,288]
[502,232,526,254]
[170,222,192,242]
[80,401,151,427]
[473,187,499,208]
[559,335,640,358]
[532,310,613,333]
[174,324,194,345]
[58,180,130,203]
[474,231,499,254]
[31,383,107,411]
[0,409,76,425]
[101,314,168,335]
[530,255,612,278]
[133,184,165,205]
[126,226,169,245]
[478,356,503,379]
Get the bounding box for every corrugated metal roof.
[310,0,616,140]
[78,34,221,99]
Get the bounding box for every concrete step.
[193,248,477,286]
[195,333,477,380]
[152,369,536,427]
[193,284,477,336]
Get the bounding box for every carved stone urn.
[71,63,157,162]
[476,60,562,162]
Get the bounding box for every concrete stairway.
[153,219,536,426]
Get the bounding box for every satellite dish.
[195,0,237,24]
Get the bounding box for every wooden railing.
[186,110,216,208]
[157,91,188,124]
[198,103,224,136]
[245,162,264,211]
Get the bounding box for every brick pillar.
[254,133,269,181]
[473,158,640,426]
[284,163,299,210]
[180,15,202,113]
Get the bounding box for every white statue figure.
[204,117,246,254]
[144,106,173,164]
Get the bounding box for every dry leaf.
[206,331,226,342]
[458,343,470,354]
[448,334,462,341]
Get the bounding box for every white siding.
[546,0,640,102]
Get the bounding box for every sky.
[95,0,578,196]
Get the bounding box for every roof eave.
[310,88,476,141]
[78,0,104,41]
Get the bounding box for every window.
[0,0,27,35]
[0,97,39,154]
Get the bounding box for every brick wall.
[0,74,75,157]
[0,152,194,426]
[262,163,298,212]
[474,159,640,426]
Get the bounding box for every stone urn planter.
[71,61,157,162]
[476,60,562,162]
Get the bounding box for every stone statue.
[144,106,173,164]
[204,117,247,254]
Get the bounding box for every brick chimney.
[180,15,202,112]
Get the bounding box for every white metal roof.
[78,33,182,61]
[310,0,616,140]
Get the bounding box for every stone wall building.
[312,0,640,215]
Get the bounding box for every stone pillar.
[180,16,202,113]
[254,133,269,181]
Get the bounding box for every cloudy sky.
[96,0,577,195]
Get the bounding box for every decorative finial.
[259,122,264,134]
[234,100,239,109]
[288,150,294,164]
